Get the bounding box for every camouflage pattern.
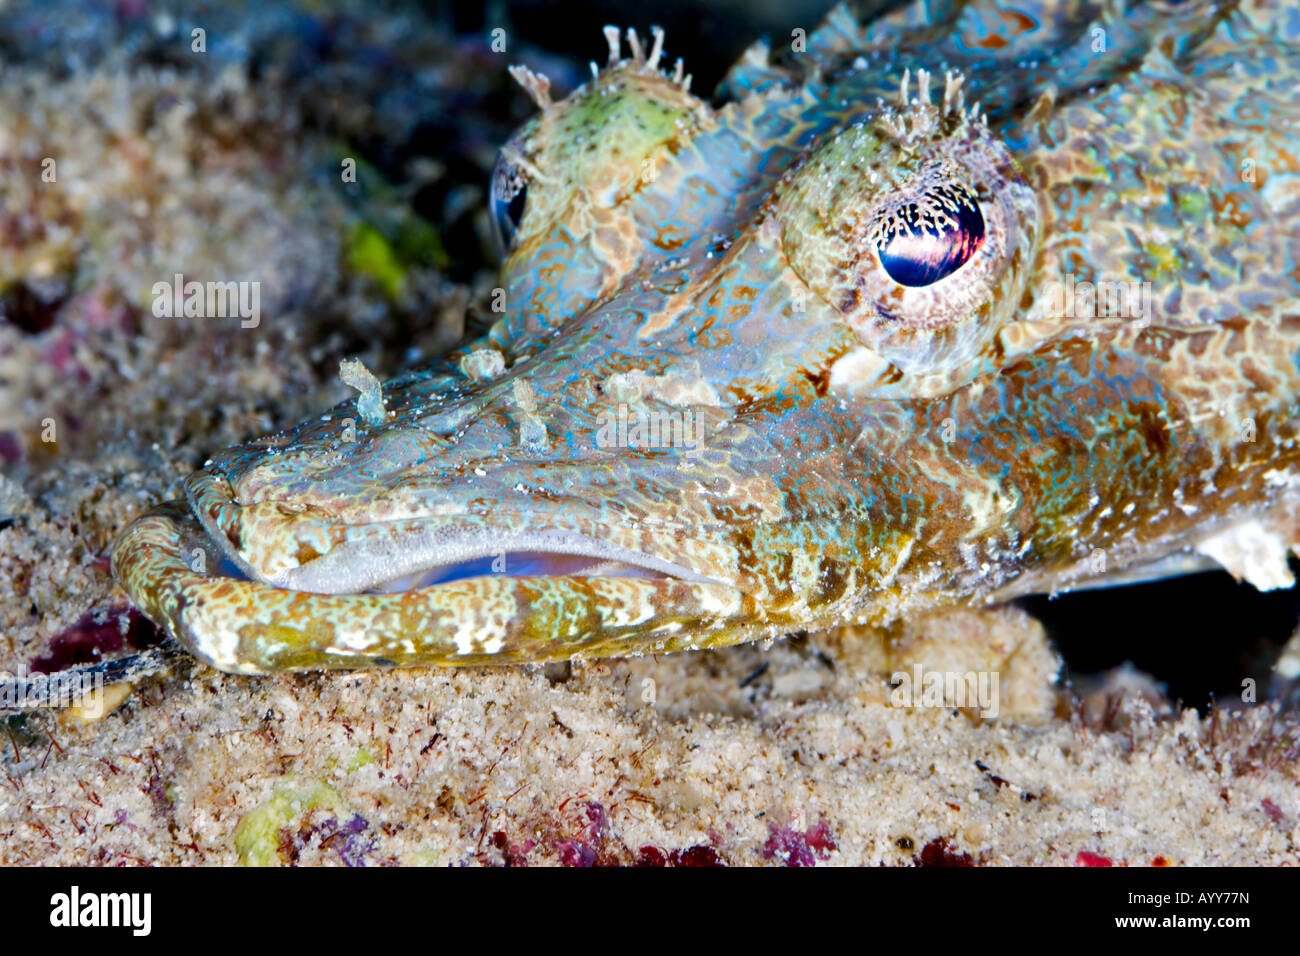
[113,0,1300,674]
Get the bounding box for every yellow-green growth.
[347,747,374,773]
[232,780,347,866]
[346,224,407,299]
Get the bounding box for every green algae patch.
[347,747,374,774]
[232,780,348,866]
[343,217,448,298]
[336,144,449,299]
[391,215,448,272]
[346,224,407,299]
[401,844,447,866]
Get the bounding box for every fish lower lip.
[112,502,759,674]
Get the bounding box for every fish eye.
[490,154,529,255]
[874,184,985,288]
[775,69,1040,386]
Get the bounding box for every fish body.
[112,0,1300,674]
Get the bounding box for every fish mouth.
[364,544,709,593]
[258,532,720,594]
[185,470,733,596]
[111,498,763,675]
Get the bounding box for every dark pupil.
[875,188,985,287]
[490,169,528,251]
[499,187,527,240]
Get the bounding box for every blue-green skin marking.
[111,0,1300,674]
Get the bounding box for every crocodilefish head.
[113,3,1300,673]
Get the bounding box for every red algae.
[916,837,975,867]
[30,605,163,673]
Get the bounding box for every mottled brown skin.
[100,0,1300,678]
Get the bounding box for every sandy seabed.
[0,0,1296,866]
